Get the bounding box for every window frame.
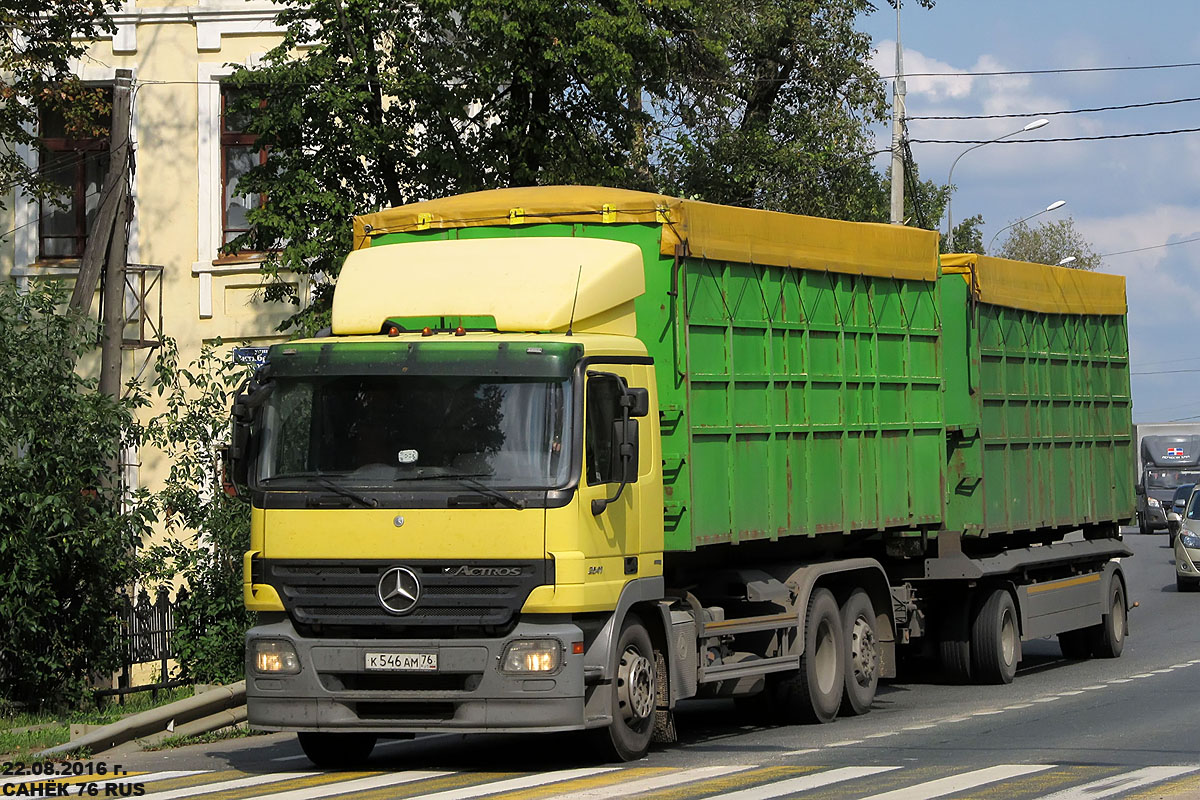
[219,84,267,253]
[37,87,112,260]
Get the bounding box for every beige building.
[4,0,308,493]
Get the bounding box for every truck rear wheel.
[1087,579,1126,658]
[840,589,878,716]
[296,732,377,768]
[775,588,844,724]
[599,614,656,761]
[970,589,1020,684]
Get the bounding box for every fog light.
[252,640,300,674]
[500,640,561,674]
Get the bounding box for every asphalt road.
[42,529,1200,799]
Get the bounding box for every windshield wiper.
[395,470,525,510]
[312,477,379,508]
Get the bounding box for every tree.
[227,0,943,332]
[996,217,1102,270]
[0,282,150,710]
[0,0,118,211]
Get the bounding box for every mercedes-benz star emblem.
[377,566,421,615]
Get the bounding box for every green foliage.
[141,341,254,685]
[996,217,1101,270]
[226,0,946,331]
[0,282,149,711]
[0,0,119,211]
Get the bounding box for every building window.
[220,85,266,251]
[38,87,112,260]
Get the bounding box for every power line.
[880,60,1200,80]
[908,96,1200,121]
[1132,368,1200,376]
[1100,235,1200,258]
[910,126,1200,144]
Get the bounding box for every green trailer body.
[358,188,1134,554]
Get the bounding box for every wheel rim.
[849,615,878,688]
[617,645,655,722]
[1001,610,1017,667]
[1112,592,1126,643]
[814,618,838,694]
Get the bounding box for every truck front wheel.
[840,590,879,716]
[600,614,656,761]
[297,732,377,768]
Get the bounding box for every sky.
[856,1,1200,424]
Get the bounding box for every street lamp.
[1057,256,1077,267]
[987,200,1067,254]
[945,118,1049,251]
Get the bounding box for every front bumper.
[246,618,589,734]
[1176,539,1200,579]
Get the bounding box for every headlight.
[252,640,301,674]
[1181,533,1200,550]
[500,640,562,674]
[1149,498,1161,508]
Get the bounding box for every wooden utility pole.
[888,5,906,225]
[98,69,134,398]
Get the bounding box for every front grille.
[263,559,551,636]
[319,672,480,692]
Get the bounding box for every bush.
[0,283,151,710]
[141,340,254,684]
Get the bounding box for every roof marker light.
[421,327,434,337]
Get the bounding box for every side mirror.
[229,375,273,489]
[1135,484,1145,495]
[1169,512,1183,535]
[623,388,649,418]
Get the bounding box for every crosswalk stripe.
[543,765,757,799]
[238,771,447,800]
[856,764,1054,800]
[401,768,617,800]
[1033,766,1200,799]
[702,766,900,800]
[144,771,321,799]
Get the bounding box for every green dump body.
[359,190,1134,553]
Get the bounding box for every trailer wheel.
[970,589,1020,684]
[840,590,878,716]
[938,602,972,683]
[1088,579,1126,658]
[599,614,656,761]
[297,732,377,768]
[775,588,844,724]
[1057,628,1092,659]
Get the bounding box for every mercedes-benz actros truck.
[231,187,1135,766]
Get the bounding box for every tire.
[970,589,1020,685]
[938,601,972,683]
[1057,628,1092,660]
[1138,513,1150,536]
[840,590,879,716]
[1087,579,1126,659]
[297,732,377,768]
[774,588,844,724]
[599,614,656,761]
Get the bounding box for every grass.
[144,725,264,751]
[0,687,195,761]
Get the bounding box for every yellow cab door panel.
[534,362,664,613]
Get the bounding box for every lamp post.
[945,118,1049,251]
[987,200,1067,254]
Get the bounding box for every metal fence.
[97,586,189,705]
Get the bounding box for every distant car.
[1173,487,1200,591]
[1170,483,1196,545]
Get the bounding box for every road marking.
[856,764,1054,800]
[783,748,818,756]
[0,771,155,788]
[238,771,448,800]
[1032,697,1061,703]
[1130,673,1155,678]
[1056,690,1085,696]
[941,716,970,723]
[1080,685,1107,690]
[1107,678,1133,683]
[402,769,618,800]
[825,739,864,747]
[1152,668,1176,674]
[1005,703,1034,710]
[702,766,899,800]
[901,723,937,730]
[1188,659,1200,665]
[864,731,896,738]
[1033,765,1200,799]
[971,710,1005,715]
[544,765,755,799]
[142,771,320,799]
[1170,663,1190,668]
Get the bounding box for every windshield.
[256,374,572,489]
[1145,469,1200,490]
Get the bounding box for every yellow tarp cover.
[352,186,940,282]
[941,253,1126,316]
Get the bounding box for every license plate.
[365,652,438,671]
